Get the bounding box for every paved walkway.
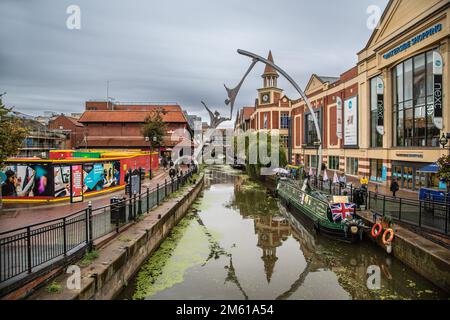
[344,175,420,200]
[0,167,184,233]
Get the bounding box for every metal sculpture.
[201,101,230,129]
[226,49,323,178]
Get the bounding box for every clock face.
[262,93,270,103]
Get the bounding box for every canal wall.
[358,211,450,293]
[28,174,205,300]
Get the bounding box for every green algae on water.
[133,212,213,300]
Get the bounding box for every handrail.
[0,168,197,287]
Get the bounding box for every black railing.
[366,192,449,236]
[0,168,196,287]
[309,176,449,236]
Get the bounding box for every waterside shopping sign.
[383,24,442,60]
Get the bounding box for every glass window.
[404,59,413,102]
[328,156,339,171]
[392,49,440,147]
[304,110,321,146]
[414,54,426,100]
[308,155,318,169]
[370,159,383,182]
[280,113,289,129]
[346,157,359,176]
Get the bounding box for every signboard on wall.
[70,165,83,203]
[344,96,358,147]
[376,77,385,136]
[433,51,443,130]
[336,97,343,140]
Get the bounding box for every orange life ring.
[382,228,395,245]
[371,223,383,238]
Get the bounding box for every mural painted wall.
[1,163,54,197]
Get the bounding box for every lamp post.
[145,136,158,180]
[440,133,450,156]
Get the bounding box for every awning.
[417,163,439,173]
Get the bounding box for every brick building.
[235,0,450,193]
[78,101,191,155]
[48,114,85,149]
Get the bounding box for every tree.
[437,154,450,192]
[141,108,167,149]
[0,93,29,164]
[233,131,288,179]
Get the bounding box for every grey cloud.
[0,0,388,125]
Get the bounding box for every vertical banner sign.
[433,51,443,130]
[70,165,83,203]
[344,96,358,147]
[376,77,385,135]
[336,97,343,140]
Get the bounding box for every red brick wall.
[295,116,301,147]
[272,111,279,129]
[329,106,338,146]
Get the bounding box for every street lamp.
[440,133,449,150]
[145,136,158,179]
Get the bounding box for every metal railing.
[0,168,196,287]
[366,192,449,236]
[309,176,450,236]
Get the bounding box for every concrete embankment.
[358,211,450,293]
[27,174,204,300]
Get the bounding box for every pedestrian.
[390,178,399,198]
[360,175,369,190]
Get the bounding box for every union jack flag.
[330,203,355,222]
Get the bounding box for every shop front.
[391,161,444,191]
[357,0,449,193]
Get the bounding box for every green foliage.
[437,154,450,189]
[46,281,62,294]
[0,93,29,164]
[233,131,288,179]
[141,108,167,149]
[79,249,99,267]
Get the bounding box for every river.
[119,166,448,300]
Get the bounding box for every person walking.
[390,178,400,198]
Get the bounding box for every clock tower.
[258,51,283,105]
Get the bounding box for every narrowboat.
[276,178,366,243]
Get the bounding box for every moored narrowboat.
[277,178,366,243]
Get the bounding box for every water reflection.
[121,166,448,300]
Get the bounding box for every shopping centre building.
[236,0,450,192]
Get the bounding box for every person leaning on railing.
[360,176,369,189]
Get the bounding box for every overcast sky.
[0,0,388,126]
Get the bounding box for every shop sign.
[395,153,424,159]
[376,77,384,136]
[336,97,343,140]
[383,24,442,60]
[433,51,443,130]
[344,96,358,147]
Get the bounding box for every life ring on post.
[371,223,383,238]
[382,228,395,245]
